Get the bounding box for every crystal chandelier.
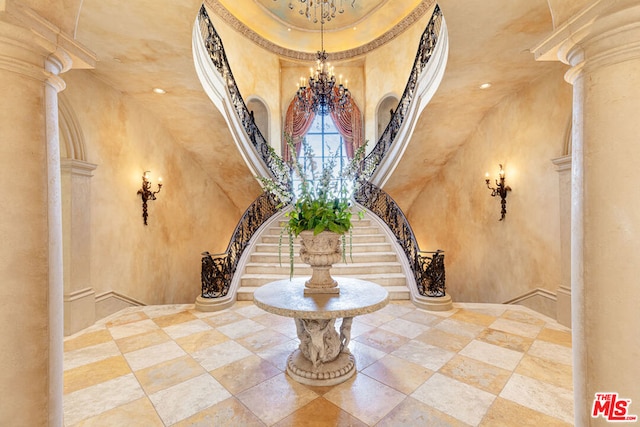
[296,22,351,116]
[283,0,357,24]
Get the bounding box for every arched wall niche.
[58,92,98,336]
[375,93,400,143]
[247,96,270,146]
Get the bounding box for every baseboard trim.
[95,290,145,306]
[504,288,557,305]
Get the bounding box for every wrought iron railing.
[359,4,443,181]
[201,192,280,298]
[354,180,445,297]
[197,5,289,188]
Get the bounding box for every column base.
[413,293,453,311]
[195,295,234,312]
[286,349,356,386]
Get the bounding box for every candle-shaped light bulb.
[485,172,489,179]
[158,176,162,183]
[499,168,505,178]
[339,74,343,85]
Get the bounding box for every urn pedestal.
[299,230,342,295]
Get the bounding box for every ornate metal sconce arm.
[137,171,162,225]
[485,164,511,221]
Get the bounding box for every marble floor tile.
[324,373,406,425]
[361,354,433,394]
[450,309,497,327]
[70,397,163,427]
[439,354,511,395]
[134,355,205,395]
[480,397,572,427]
[415,327,473,353]
[217,318,266,339]
[162,318,212,340]
[172,397,266,427]
[236,328,292,352]
[252,312,293,327]
[203,310,246,327]
[459,339,524,371]
[63,341,121,371]
[356,310,396,327]
[210,354,281,394]
[536,327,572,347]
[489,318,542,339]
[527,339,573,366]
[434,318,485,339]
[377,396,471,427]
[64,355,131,394]
[192,339,254,371]
[273,397,368,427]
[475,328,533,353]
[236,303,269,318]
[271,320,300,339]
[412,373,496,426]
[104,310,149,328]
[115,329,172,354]
[501,309,547,326]
[107,318,160,340]
[174,329,229,354]
[353,328,409,353]
[64,329,113,352]
[400,309,444,326]
[346,340,387,370]
[255,339,300,371]
[379,317,431,339]
[456,303,506,317]
[148,373,231,425]
[377,302,415,318]
[392,340,456,371]
[348,319,377,338]
[152,310,198,328]
[143,304,193,318]
[500,373,573,424]
[515,354,573,391]
[63,373,145,426]
[123,340,186,372]
[237,374,319,425]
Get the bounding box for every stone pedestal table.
[253,277,389,386]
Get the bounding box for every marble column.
[534,2,640,425]
[0,5,94,426]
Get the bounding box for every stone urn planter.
[299,230,343,294]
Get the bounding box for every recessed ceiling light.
[479,83,492,89]
[353,27,357,30]
[153,88,166,94]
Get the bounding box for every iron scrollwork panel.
[354,181,446,297]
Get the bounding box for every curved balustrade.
[354,180,445,297]
[201,192,280,298]
[359,5,443,182]
[197,5,289,188]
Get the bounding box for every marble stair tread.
[253,242,394,253]
[243,262,403,275]
[249,252,399,263]
[237,284,410,301]
[239,273,407,288]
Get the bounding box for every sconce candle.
[137,171,162,225]
[485,164,512,221]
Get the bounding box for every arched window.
[292,113,352,198]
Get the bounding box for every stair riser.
[266,226,380,236]
[249,253,398,263]
[244,264,403,275]
[240,275,407,288]
[253,243,394,254]
[260,235,388,244]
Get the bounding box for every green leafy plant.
[257,133,367,277]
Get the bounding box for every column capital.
[532,0,640,82]
[0,0,95,82]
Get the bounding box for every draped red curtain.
[283,87,363,160]
[329,88,363,159]
[283,90,316,162]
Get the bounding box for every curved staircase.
[236,211,410,301]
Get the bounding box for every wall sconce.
[485,164,511,221]
[137,171,162,225]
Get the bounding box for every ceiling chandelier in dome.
[281,0,357,24]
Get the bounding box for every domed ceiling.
[209,0,427,57]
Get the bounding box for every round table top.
[253,277,389,320]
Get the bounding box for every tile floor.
[63,301,574,426]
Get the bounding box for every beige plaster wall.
[407,68,571,304]
[210,13,283,152]
[364,10,433,146]
[63,70,241,305]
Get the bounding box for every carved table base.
[252,278,389,386]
